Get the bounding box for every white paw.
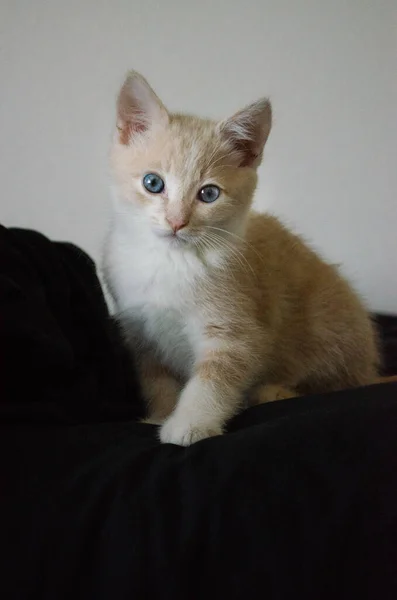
[159,414,222,446]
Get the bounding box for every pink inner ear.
[118,112,147,145]
[133,121,147,134]
[229,137,259,168]
[221,99,272,168]
[238,141,258,168]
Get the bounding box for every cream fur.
[103,70,379,446]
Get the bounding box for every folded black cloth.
[1,225,397,600]
[0,225,144,423]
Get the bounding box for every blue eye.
[199,185,220,203]
[143,173,165,194]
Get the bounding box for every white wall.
[0,0,396,312]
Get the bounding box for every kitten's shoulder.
[245,210,319,267]
[247,210,284,228]
[246,210,296,243]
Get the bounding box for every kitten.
[103,70,379,446]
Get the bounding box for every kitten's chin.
[152,227,190,246]
[152,227,174,239]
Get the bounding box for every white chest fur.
[104,223,209,378]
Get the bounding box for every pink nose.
[167,217,188,233]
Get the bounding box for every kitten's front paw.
[160,414,222,446]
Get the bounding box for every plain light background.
[0,0,396,312]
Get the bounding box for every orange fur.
[105,70,380,445]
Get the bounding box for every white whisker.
[204,225,268,272]
[200,230,256,280]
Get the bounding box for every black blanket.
[1,225,397,600]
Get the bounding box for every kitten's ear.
[219,98,272,167]
[116,71,169,145]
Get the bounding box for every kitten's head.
[110,70,272,248]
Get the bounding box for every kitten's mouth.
[154,228,190,245]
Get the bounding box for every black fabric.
[1,225,397,600]
[375,313,397,377]
[0,225,144,424]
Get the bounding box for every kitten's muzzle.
[166,216,189,234]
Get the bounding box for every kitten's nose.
[167,217,189,233]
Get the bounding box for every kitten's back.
[244,212,380,392]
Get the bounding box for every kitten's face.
[110,71,272,249]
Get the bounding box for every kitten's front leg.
[160,347,258,445]
[159,377,225,445]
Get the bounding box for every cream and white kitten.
[103,70,379,446]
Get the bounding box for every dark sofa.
[1,225,396,600]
